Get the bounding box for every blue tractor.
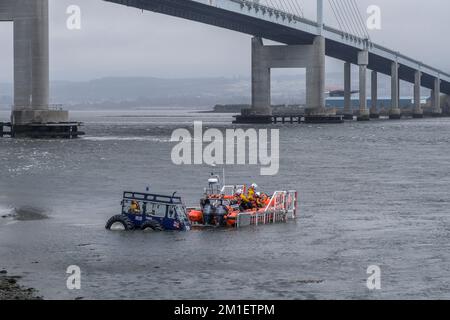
[105,191,191,231]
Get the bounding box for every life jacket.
[130,202,140,213]
[256,197,264,208]
[247,188,255,201]
[240,193,249,203]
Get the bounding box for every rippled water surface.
[1,108,450,299]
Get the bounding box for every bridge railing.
[216,0,448,79]
[371,42,450,78]
[220,0,371,46]
[225,0,315,25]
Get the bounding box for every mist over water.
[1,108,450,299]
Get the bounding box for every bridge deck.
[104,0,449,94]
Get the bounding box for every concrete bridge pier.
[234,37,273,124]
[412,71,423,118]
[445,95,450,116]
[389,61,401,119]
[357,51,369,121]
[12,0,68,129]
[343,62,353,120]
[431,78,442,117]
[0,0,78,138]
[369,71,379,119]
[304,36,330,122]
[235,36,337,124]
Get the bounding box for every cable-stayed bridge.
[102,0,449,122]
[1,0,449,136]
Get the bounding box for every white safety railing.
[235,190,297,228]
[286,190,298,219]
[221,184,246,196]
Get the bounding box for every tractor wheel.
[141,220,163,231]
[105,215,135,231]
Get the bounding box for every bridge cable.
[339,0,363,38]
[329,0,352,36]
[328,0,345,34]
[270,0,283,12]
[344,0,366,39]
[282,0,295,15]
[265,0,276,10]
[291,0,305,18]
[329,0,355,37]
[286,0,300,17]
[350,0,371,41]
[279,0,290,13]
[266,0,278,11]
[340,0,364,38]
[269,0,281,11]
[328,0,345,32]
[285,0,297,16]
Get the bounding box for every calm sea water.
[1,108,450,300]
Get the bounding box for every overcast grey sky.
[0,0,449,82]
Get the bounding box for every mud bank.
[0,270,42,300]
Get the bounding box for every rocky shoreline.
[0,270,42,300]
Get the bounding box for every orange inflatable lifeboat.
[187,173,297,228]
[188,209,203,224]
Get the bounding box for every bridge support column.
[357,51,369,121]
[370,71,379,119]
[0,0,79,138]
[234,36,339,124]
[412,71,423,118]
[304,36,331,122]
[12,0,67,129]
[389,61,401,119]
[13,0,49,111]
[343,62,353,120]
[431,77,442,117]
[234,37,272,124]
[443,95,450,116]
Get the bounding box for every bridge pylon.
[1,0,80,138]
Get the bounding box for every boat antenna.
[222,166,226,190]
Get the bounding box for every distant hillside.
[0,74,421,110]
[50,77,251,108]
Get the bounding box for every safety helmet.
[236,189,243,195]
[251,183,258,189]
